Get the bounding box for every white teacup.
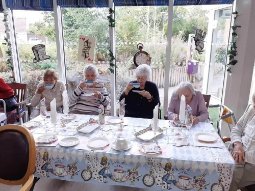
[115,138,128,150]
[178,175,191,188]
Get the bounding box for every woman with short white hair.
[120,64,159,119]
[31,69,65,111]
[168,81,208,124]
[69,64,110,115]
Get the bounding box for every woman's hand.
[192,117,199,125]
[139,90,152,100]
[93,91,103,100]
[232,142,245,164]
[173,114,179,121]
[36,86,45,94]
[124,83,133,95]
[92,81,100,88]
[79,81,87,90]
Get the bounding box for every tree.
[28,6,208,64]
[167,7,208,42]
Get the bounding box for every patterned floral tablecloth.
[27,115,234,191]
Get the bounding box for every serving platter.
[23,121,41,130]
[139,143,162,155]
[135,127,163,141]
[36,134,58,144]
[78,123,100,134]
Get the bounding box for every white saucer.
[196,133,218,143]
[107,117,122,124]
[112,142,132,151]
[59,137,79,147]
[132,90,143,93]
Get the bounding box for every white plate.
[78,123,100,134]
[36,134,58,144]
[112,142,132,151]
[137,130,162,141]
[132,90,143,93]
[107,117,122,124]
[87,137,109,150]
[24,121,41,130]
[59,137,79,147]
[61,114,76,120]
[196,133,218,143]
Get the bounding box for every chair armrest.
[0,99,7,114]
[221,112,233,119]
[26,103,33,120]
[20,174,34,191]
[208,104,220,108]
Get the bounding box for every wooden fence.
[127,65,196,88]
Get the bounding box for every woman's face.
[136,75,147,88]
[179,88,193,104]
[44,76,56,85]
[85,70,96,81]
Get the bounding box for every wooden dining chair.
[0,124,36,191]
[7,83,27,104]
[0,99,7,125]
[202,94,211,108]
[209,104,237,142]
[7,82,28,123]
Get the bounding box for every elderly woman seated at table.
[229,92,255,191]
[119,64,159,119]
[69,64,110,115]
[0,77,19,123]
[31,69,65,112]
[167,82,208,125]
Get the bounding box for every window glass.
[13,10,57,99]
[0,13,13,82]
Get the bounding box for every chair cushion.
[0,113,7,121]
[0,130,29,180]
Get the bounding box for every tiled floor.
[0,178,146,191]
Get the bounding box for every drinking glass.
[40,108,48,133]
[186,115,193,130]
[119,106,125,122]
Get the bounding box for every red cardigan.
[0,78,14,99]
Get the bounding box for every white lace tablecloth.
[24,114,234,191]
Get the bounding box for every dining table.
[23,114,235,191]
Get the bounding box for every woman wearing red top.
[0,77,14,99]
[0,77,18,112]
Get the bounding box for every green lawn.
[208,107,220,129]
